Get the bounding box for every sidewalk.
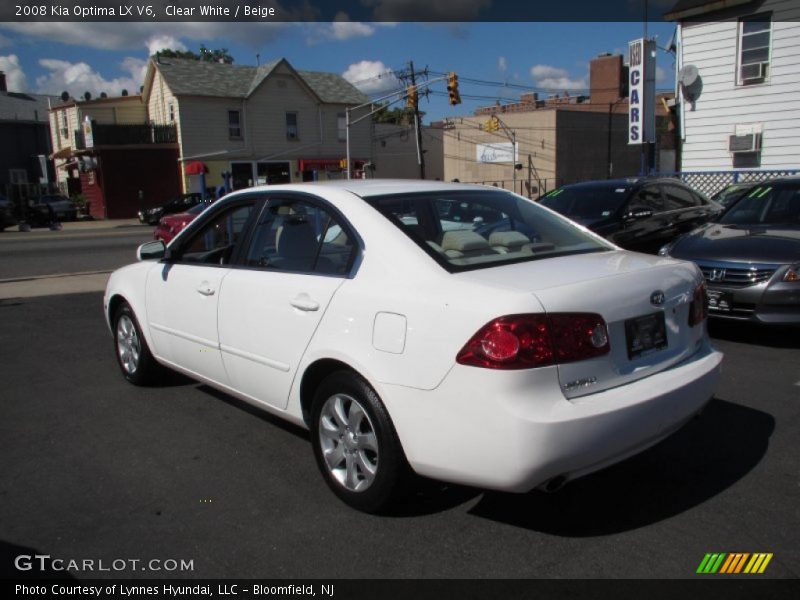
[47,217,144,231]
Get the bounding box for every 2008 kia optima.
[104,180,722,512]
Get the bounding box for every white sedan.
[104,180,722,512]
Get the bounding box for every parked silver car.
[661,178,800,325]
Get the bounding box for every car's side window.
[177,204,254,266]
[244,199,355,276]
[664,185,700,210]
[630,186,664,213]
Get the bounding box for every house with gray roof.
[142,56,374,192]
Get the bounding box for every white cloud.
[146,35,187,56]
[530,64,587,91]
[331,13,376,40]
[306,13,377,45]
[656,65,673,85]
[498,56,507,73]
[342,60,400,95]
[35,57,147,98]
[0,54,28,92]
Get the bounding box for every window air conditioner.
[740,62,767,83]
[729,133,762,153]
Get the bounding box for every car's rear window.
[540,184,630,220]
[364,189,611,272]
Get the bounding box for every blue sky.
[0,21,677,122]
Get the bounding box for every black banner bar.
[5,579,800,600]
[5,0,681,23]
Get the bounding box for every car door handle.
[197,284,215,296]
[290,295,320,311]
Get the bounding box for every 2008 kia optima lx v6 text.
[104,180,722,512]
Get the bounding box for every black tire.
[112,302,165,386]
[310,371,410,513]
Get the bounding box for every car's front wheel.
[310,371,410,513]
[113,302,164,386]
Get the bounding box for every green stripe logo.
[697,553,773,574]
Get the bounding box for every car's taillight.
[456,313,609,370]
[688,282,708,326]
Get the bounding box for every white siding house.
[669,0,800,172]
[142,57,373,193]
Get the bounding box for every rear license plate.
[625,312,667,360]
[707,290,733,312]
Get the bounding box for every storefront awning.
[184,161,208,175]
[299,158,365,171]
[49,147,73,160]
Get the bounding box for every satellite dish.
[679,65,702,105]
[679,65,699,87]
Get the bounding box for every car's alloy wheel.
[318,393,379,492]
[311,371,410,513]
[112,302,165,386]
[116,314,141,375]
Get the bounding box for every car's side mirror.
[136,240,166,261]
[624,206,654,221]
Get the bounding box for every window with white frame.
[168,102,175,122]
[738,13,771,85]
[337,113,347,142]
[286,111,299,140]
[228,110,242,139]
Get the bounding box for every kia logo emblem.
[650,290,666,306]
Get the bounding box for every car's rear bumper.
[381,341,722,492]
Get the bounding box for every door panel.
[218,196,357,409]
[610,186,666,252]
[144,201,256,385]
[218,270,344,409]
[146,264,229,384]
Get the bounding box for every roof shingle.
[153,58,370,105]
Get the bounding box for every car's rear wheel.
[113,302,164,386]
[310,371,409,513]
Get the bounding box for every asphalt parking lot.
[0,289,798,580]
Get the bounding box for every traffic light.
[484,116,499,132]
[406,84,418,110]
[447,72,461,106]
[339,158,348,170]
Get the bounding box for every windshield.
[718,184,800,226]
[712,184,752,207]
[365,189,611,272]
[539,184,631,220]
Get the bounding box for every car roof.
[233,179,495,199]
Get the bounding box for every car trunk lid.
[455,250,706,399]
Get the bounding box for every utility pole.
[408,61,426,180]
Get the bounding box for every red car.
[153,203,206,244]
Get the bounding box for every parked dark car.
[0,196,18,231]
[27,195,78,225]
[539,178,722,254]
[138,193,203,225]
[710,182,758,208]
[661,178,800,324]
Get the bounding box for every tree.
[155,46,234,64]
[372,105,424,125]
